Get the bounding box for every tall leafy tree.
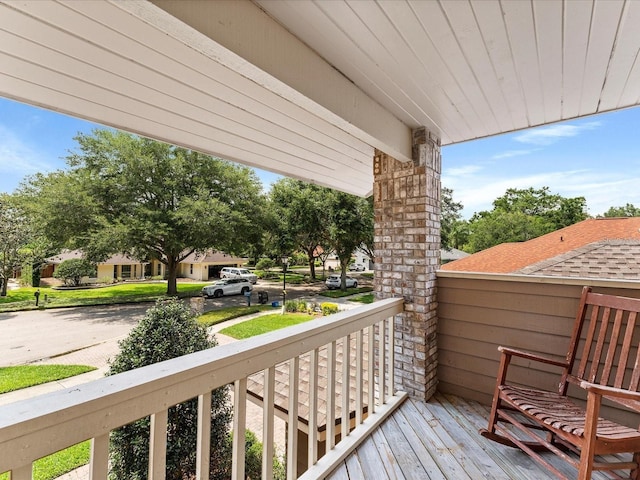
[441,187,467,250]
[327,191,373,290]
[21,129,266,295]
[0,194,29,296]
[601,203,640,217]
[269,179,330,279]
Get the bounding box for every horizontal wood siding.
[436,273,640,424]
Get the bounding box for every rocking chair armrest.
[498,346,568,368]
[580,381,640,403]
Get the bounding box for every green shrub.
[255,258,275,271]
[285,298,309,313]
[222,430,285,480]
[107,298,232,480]
[53,259,96,287]
[320,302,339,315]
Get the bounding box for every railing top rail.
[0,297,403,469]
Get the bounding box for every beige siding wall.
[436,272,640,424]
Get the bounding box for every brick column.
[373,127,441,401]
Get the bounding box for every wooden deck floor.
[325,393,627,480]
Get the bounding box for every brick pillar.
[373,127,441,401]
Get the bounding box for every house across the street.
[41,249,248,283]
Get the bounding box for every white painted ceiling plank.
[471,1,529,129]
[599,1,640,109]
[409,1,491,141]
[371,0,471,143]
[438,0,513,133]
[64,0,375,160]
[580,0,626,115]
[532,0,563,123]
[147,0,412,162]
[501,0,545,127]
[0,55,371,194]
[562,0,593,119]
[0,25,370,179]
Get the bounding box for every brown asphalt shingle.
[440,217,640,274]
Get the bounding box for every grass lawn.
[219,312,317,339]
[350,293,375,304]
[0,364,97,480]
[0,441,90,480]
[198,304,276,327]
[0,365,97,394]
[0,282,207,312]
[321,286,373,298]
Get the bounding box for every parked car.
[202,278,253,298]
[325,274,357,290]
[219,267,258,284]
[348,263,366,272]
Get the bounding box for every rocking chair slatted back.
[564,290,640,412]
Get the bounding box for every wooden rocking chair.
[481,286,640,479]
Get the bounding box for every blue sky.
[1,96,639,219]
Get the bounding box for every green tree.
[441,187,467,250]
[21,130,266,295]
[53,258,95,286]
[107,298,233,480]
[464,187,588,252]
[601,203,640,217]
[0,194,30,296]
[269,179,330,279]
[327,191,373,290]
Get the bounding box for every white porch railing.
[0,297,405,480]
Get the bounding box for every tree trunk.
[0,277,6,297]
[166,256,178,296]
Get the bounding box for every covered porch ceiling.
[1,0,639,197]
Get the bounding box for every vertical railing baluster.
[341,334,351,441]
[367,325,375,416]
[378,320,386,405]
[90,434,109,480]
[308,348,319,469]
[287,357,299,479]
[326,340,336,450]
[232,380,247,480]
[197,392,212,480]
[262,367,275,480]
[388,316,395,398]
[149,410,168,480]
[356,329,364,426]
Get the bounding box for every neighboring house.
[441,217,640,279]
[44,250,149,281]
[43,250,248,282]
[178,250,248,281]
[440,248,469,265]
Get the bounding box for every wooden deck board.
[326,393,626,479]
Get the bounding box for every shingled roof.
[440,217,640,277]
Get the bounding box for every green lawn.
[198,304,276,327]
[0,364,98,480]
[0,365,97,394]
[0,282,207,312]
[350,293,375,304]
[0,441,90,480]
[219,313,317,339]
[321,286,373,298]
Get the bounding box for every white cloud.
[514,122,601,145]
[442,167,640,219]
[443,164,483,176]
[0,125,55,176]
[492,149,537,159]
